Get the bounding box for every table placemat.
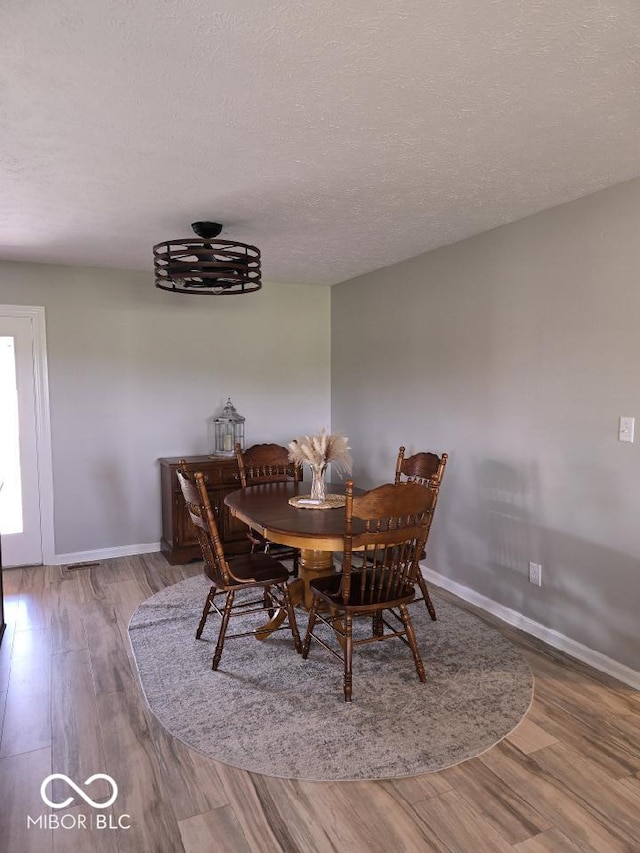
[288,493,346,510]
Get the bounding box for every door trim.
[0,304,55,565]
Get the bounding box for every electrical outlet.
[529,562,542,586]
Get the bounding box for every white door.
[0,307,53,567]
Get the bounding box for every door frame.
[0,304,55,565]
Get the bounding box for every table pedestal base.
[254,547,336,640]
[298,547,335,609]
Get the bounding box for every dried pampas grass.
[288,429,352,476]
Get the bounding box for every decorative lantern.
[211,398,245,456]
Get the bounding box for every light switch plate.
[619,416,635,443]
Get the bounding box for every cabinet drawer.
[170,461,240,488]
[220,466,242,486]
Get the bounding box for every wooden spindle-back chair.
[177,462,301,670]
[302,479,437,702]
[235,443,302,573]
[394,446,448,621]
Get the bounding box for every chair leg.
[292,550,299,576]
[343,613,354,702]
[283,586,302,653]
[196,586,216,639]
[301,598,319,659]
[264,585,275,618]
[416,572,437,621]
[212,590,235,670]
[372,611,384,637]
[399,604,426,683]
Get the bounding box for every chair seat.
[309,573,416,611]
[227,552,290,586]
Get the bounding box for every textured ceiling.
[1,1,639,285]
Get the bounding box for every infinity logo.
[40,774,119,810]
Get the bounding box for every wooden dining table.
[224,480,363,611]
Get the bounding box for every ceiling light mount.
[191,221,223,239]
[153,222,261,295]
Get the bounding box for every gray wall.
[331,178,640,671]
[0,262,330,555]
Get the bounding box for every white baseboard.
[53,542,162,566]
[422,565,640,692]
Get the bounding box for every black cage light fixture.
[153,222,261,295]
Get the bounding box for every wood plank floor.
[0,554,638,852]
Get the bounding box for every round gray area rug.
[128,574,533,781]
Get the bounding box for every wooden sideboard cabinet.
[159,455,251,565]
